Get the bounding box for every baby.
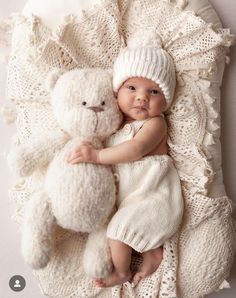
[68,39,184,287]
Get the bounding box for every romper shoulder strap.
[131,119,149,134]
[131,115,165,135]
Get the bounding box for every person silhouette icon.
[14,280,21,288]
[9,275,26,292]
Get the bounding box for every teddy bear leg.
[21,191,56,269]
[83,226,113,278]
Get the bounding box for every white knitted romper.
[106,118,184,252]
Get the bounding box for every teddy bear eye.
[101,101,105,106]
[82,101,87,106]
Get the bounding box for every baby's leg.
[95,239,132,287]
[132,246,163,287]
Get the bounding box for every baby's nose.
[87,106,104,113]
[136,94,148,102]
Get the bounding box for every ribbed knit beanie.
[113,31,176,108]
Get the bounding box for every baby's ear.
[45,68,65,92]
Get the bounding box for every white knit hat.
[113,31,176,108]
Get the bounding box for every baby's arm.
[68,117,166,165]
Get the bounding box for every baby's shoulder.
[143,116,167,131]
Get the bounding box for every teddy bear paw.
[21,231,52,270]
[83,248,113,278]
[7,147,34,177]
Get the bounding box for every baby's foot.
[94,270,132,287]
[132,247,163,287]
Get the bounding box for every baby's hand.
[67,141,100,164]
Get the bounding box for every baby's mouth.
[133,106,148,111]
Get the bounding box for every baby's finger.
[81,140,92,146]
[69,156,86,164]
[67,152,81,163]
[69,148,81,158]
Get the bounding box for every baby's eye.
[150,89,159,95]
[127,85,136,91]
[101,101,105,106]
[82,101,87,106]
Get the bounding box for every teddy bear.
[7,68,123,278]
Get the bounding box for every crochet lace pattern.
[0,0,235,297]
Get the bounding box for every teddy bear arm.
[32,129,69,166]
[7,130,69,177]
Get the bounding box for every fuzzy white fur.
[7,68,122,277]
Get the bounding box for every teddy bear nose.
[87,106,104,113]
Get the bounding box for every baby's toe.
[131,273,143,287]
[94,278,106,287]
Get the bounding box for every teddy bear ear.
[45,68,65,92]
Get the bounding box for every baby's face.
[117,77,166,121]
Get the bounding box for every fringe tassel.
[218,280,230,290]
[0,105,16,124]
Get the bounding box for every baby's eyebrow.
[150,85,162,90]
[125,81,136,85]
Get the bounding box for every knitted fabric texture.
[113,31,176,107]
[1,0,236,297]
[106,119,184,252]
[7,68,122,276]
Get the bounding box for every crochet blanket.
[0,0,235,297]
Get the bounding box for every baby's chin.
[134,115,149,121]
[133,112,163,121]
[132,111,162,121]
[129,109,149,120]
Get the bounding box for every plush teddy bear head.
[46,68,122,139]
